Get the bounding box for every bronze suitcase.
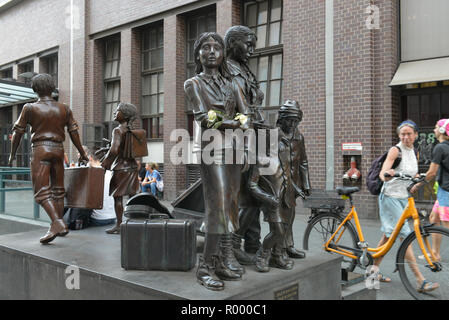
[64,166,105,209]
[121,216,196,271]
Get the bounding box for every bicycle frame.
[324,196,438,268]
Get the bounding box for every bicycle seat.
[336,186,360,196]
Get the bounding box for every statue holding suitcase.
[8,73,89,244]
[100,102,145,234]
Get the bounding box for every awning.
[390,57,449,86]
[0,79,37,108]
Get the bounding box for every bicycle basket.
[302,189,346,212]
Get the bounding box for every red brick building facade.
[1,0,448,218]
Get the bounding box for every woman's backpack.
[366,146,402,195]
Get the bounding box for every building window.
[18,61,34,85]
[103,37,121,123]
[245,0,283,125]
[0,68,13,80]
[142,24,164,139]
[245,0,282,49]
[248,53,283,107]
[104,81,121,122]
[41,54,58,87]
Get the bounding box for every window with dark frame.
[0,68,13,80]
[18,61,34,85]
[103,37,121,124]
[185,9,216,136]
[401,82,449,203]
[141,24,164,139]
[244,0,283,126]
[41,54,58,88]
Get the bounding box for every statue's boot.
[219,233,245,276]
[196,255,225,291]
[40,219,67,244]
[286,246,306,259]
[270,247,294,270]
[215,254,242,281]
[55,199,69,236]
[232,233,254,265]
[255,247,271,273]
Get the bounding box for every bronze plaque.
[274,283,299,300]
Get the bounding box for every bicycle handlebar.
[383,173,427,193]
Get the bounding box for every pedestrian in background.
[376,120,438,293]
[422,119,449,263]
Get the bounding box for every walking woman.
[101,103,140,234]
[184,32,248,290]
[423,119,449,263]
[376,120,438,293]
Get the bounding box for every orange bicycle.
[303,173,449,300]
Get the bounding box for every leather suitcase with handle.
[64,166,105,209]
[121,215,196,271]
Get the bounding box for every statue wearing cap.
[284,100,311,259]
[246,99,308,271]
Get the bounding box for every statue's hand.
[304,189,311,197]
[294,184,306,199]
[78,153,89,167]
[255,90,264,106]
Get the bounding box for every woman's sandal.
[417,280,439,293]
[377,273,391,283]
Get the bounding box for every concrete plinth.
[0,226,342,300]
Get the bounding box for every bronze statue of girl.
[184,32,249,291]
[101,103,140,234]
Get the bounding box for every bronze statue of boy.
[9,73,88,244]
[248,101,306,271]
[224,25,265,264]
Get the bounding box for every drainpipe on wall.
[325,0,334,190]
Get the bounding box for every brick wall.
[163,14,187,200]
[217,0,241,36]
[88,0,197,35]
[284,0,399,218]
[120,28,142,117]
[0,0,69,64]
[283,0,327,189]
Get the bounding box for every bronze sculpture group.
[185,27,311,290]
[8,25,310,291]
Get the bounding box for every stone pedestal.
[0,227,342,300]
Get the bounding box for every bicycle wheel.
[303,212,359,272]
[397,226,449,300]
